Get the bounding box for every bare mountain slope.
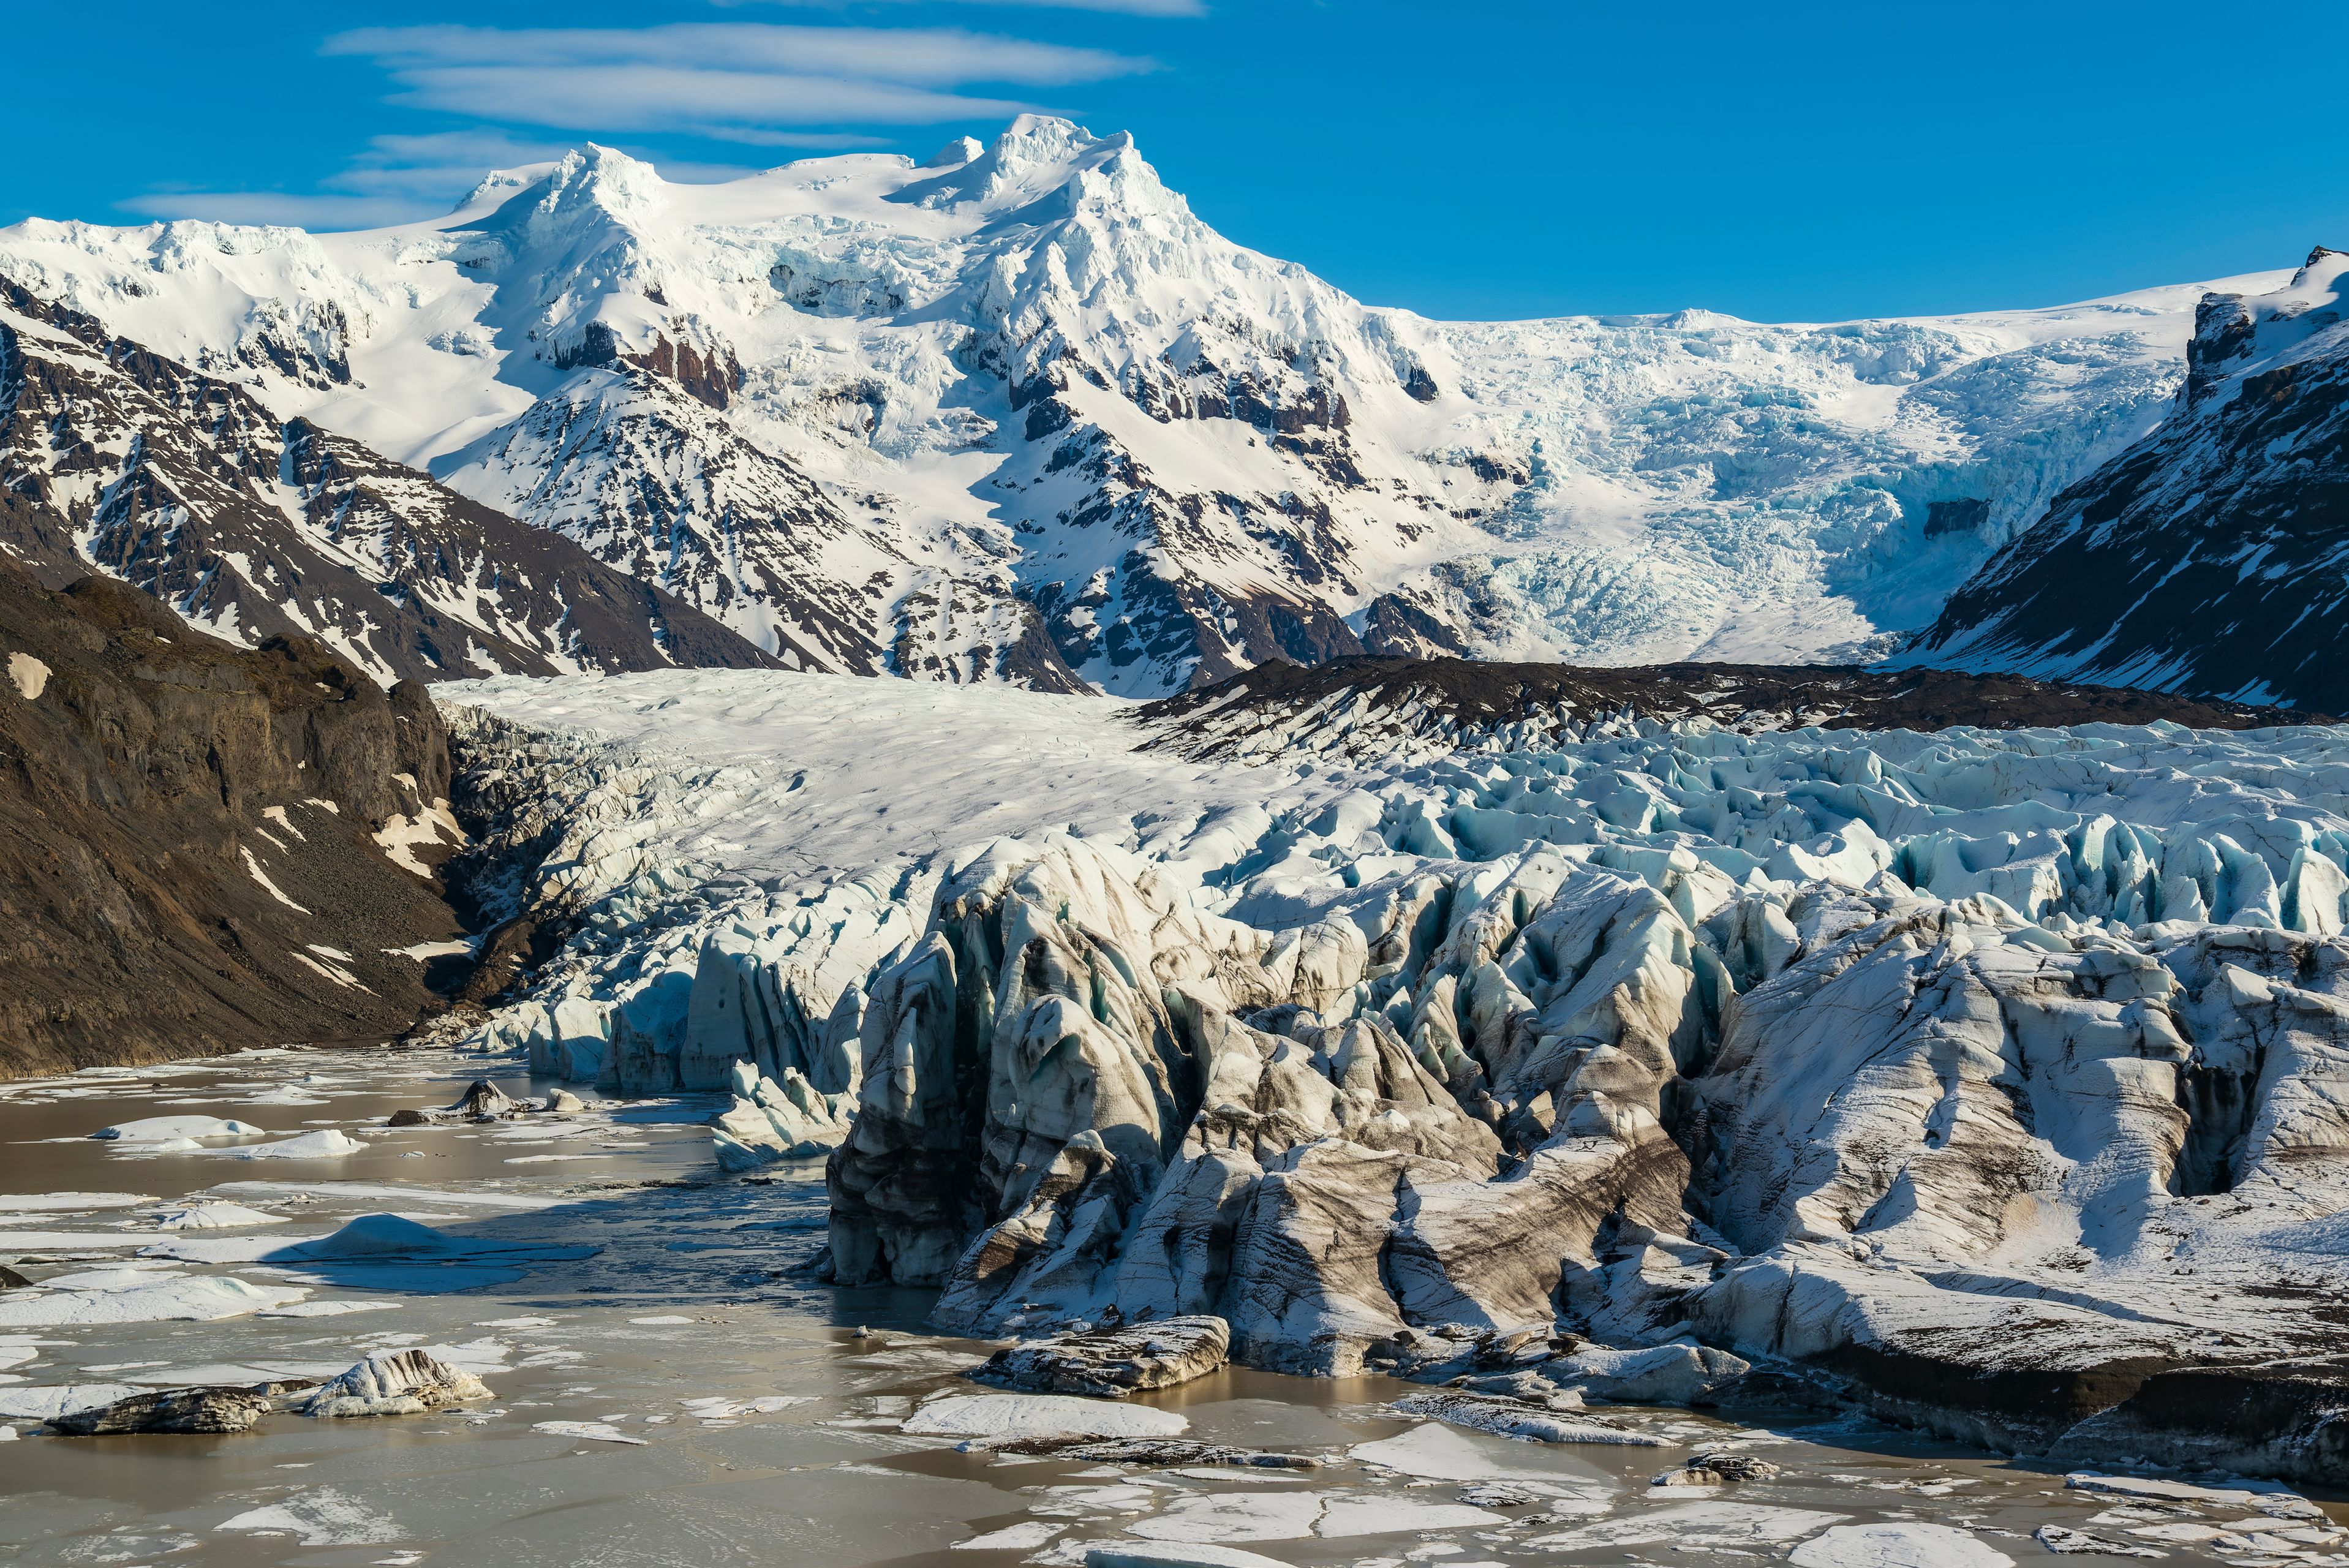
[1907,247,2349,710]
[0,544,464,1076]
[0,282,779,684]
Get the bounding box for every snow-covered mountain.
[0,282,775,683]
[1907,248,2349,712]
[0,117,2277,695]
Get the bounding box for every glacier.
[0,118,2290,695]
[438,666,2349,1481]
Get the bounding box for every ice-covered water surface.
[1,1047,2334,1568]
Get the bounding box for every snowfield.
[443,668,2349,1482]
[0,117,2292,694]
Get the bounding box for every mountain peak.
[924,135,985,169]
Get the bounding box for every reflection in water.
[0,1047,2332,1568]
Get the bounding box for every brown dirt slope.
[0,538,466,1078]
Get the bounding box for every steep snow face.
[1907,249,2349,712]
[0,283,774,683]
[0,120,2281,694]
[442,669,2349,1478]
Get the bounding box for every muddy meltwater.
[0,1047,2336,1568]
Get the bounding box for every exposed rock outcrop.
[46,1387,269,1435]
[972,1314,1230,1397]
[1911,248,2349,710]
[0,552,470,1076]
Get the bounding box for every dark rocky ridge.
[1910,248,2349,711]
[0,544,468,1078]
[1143,654,2326,761]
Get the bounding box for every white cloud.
[124,18,1158,232]
[118,130,778,230]
[322,24,1155,137]
[714,0,1206,14]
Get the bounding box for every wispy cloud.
[321,23,1153,136]
[714,0,1206,15]
[126,17,1163,230]
[121,130,768,229]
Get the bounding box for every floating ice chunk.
[1083,1545,1297,1568]
[211,1181,560,1211]
[2035,1526,2162,1558]
[0,1192,154,1211]
[0,1230,155,1251]
[217,1488,402,1546]
[976,1316,1230,1397]
[955,1521,1065,1551]
[302,1349,492,1418]
[1028,1484,1157,1518]
[146,1213,598,1280]
[535,1420,646,1445]
[0,1383,144,1420]
[219,1129,364,1161]
[93,1116,263,1143]
[1128,1492,1322,1542]
[144,1202,288,1229]
[0,1275,307,1328]
[2064,1474,2313,1515]
[37,1265,184,1289]
[1527,1501,1847,1550]
[1790,1523,2012,1568]
[0,1424,13,1440]
[630,1314,695,1325]
[902,1393,1188,1440]
[678,1395,810,1418]
[257,1300,402,1318]
[1392,1391,1662,1446]
[1345,1423,1610,1509]
[1317,1496,1509,1537]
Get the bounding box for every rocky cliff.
[1909,247,2349,710]
[0,282,780,685]
[0,540,470,1076]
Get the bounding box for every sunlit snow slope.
[0,118,2284,695]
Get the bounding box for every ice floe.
[534,1419,647,1444]
[0,1274,307,1327]
[1790,1523,2014,1568]
[94,1116,264,1143]
[901,1393,1189,1440]
[216,1488,402,1547]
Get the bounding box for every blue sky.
[10,1,2347,322]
